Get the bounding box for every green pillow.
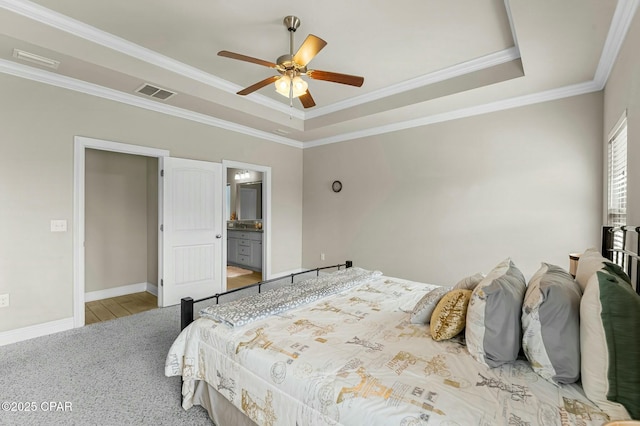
[580,270,640,420]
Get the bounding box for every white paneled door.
[161,157,223,307]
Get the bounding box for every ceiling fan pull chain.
[289,84,294,119]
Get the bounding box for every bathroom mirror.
[237,181,262,219]
[227,168,263,220]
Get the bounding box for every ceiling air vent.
[12,48,60,69]
[135,83,176,100]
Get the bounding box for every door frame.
[73,136,169,327]
[222,160,272,284]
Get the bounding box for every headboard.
[601,225,640,294]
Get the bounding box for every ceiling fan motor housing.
[283,16,300,32]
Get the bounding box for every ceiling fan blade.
[218,50,277,68]
[307,69,364,87]
[292,34,327,67]
[237,75,280,95]
[299,90,316,108]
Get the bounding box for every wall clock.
[332,180,342,193]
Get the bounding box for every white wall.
[147,156,158,286]
[302,93,604,284]
[0,73,302,333]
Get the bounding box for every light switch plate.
[51,219,67,232]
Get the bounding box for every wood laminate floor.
[227,271,263,291]
[86,274,262,325]
[85,291,157,325]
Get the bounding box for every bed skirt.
[192,380,257,426]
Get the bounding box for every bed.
[166,226,640,425]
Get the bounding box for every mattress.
[166,275,610,425]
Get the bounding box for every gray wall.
[85,149,150,293]
[2,9,638,335]
[302,93,604,284]
[604,10,640,226]
[0,73,302,333]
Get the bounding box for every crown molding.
[304,47,521,119]
[304,80,601,148]
[0,58,303,148]
[503,0,521,57]
[593,0,639,89]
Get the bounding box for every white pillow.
[575,248,631,292]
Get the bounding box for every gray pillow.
[522,263,581,384]
[466,258,526,367]
[410,286,449,324]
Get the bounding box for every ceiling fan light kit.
[275,75,308,98]
[218,15,364,108]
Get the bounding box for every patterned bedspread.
[165,275,610,426]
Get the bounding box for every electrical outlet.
[321,253,325,261]
[50,219,67,232]
[0,294,9,308]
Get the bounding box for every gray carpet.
[0,275,315,426]
[0,303,214,426]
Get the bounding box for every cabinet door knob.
[216,234,222,239]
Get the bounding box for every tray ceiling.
[0,0,635,147]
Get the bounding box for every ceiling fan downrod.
[278,15,301,68]
[283,16,301,54]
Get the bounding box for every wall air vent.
[13,49,60,69]
[135,83,176,100]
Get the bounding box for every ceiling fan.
[218,15,364,108]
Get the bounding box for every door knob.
[216,234,222,239]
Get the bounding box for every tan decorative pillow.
[430,289,472,341]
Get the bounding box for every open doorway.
[83,149,159,324]
[73,136,169,327]
[222,161,271,291]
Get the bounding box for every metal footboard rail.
[180,260,353,330]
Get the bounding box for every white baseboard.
[270,266,340,280]
[85,282,156,302]
[0,282,159,347]
[0,317,74,347]
[146,283,158,296]
[269,268,305,279]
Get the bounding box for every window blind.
[607,115,627,263]
[607,118,627,227]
